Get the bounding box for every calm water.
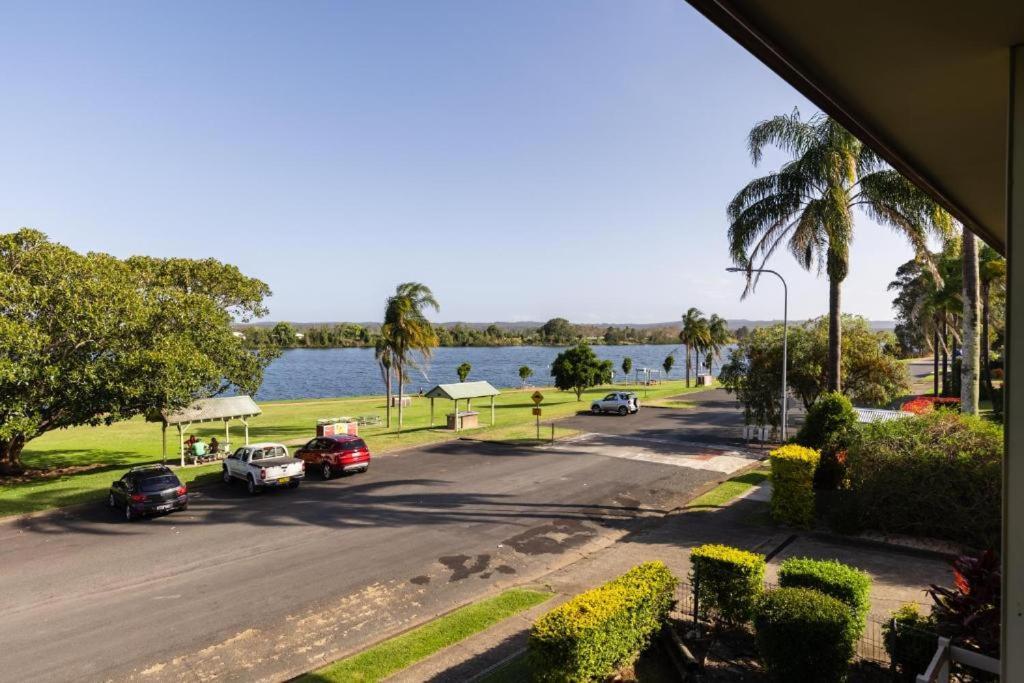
[255,344,728,401]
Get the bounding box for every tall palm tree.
[703,314,731,376]
[382,282,440,431]
[679,307,708,387]
[374,336,394,428]
[978,245,1006,402]
[728,111,952,393]
[961,229,980,414]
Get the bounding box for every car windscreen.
[139,475,179,492]
[338,439,367,450]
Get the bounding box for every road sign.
[532,407,542,416]
[531,391,544,405]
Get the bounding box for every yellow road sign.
[532,407,542,416]
[531,391,544,405]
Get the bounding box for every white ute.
[222,442,305,494]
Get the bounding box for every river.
[254,344,729,400]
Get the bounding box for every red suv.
[295,435,372,480]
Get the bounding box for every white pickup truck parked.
[222,442,305,494]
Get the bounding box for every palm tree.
[374,336,394,428]
[679,308,709,387]
[728,110,952,393]
[961,229,980,414]
[703,314,731,376]
[978,245,1006,402]
[382,282,440,431]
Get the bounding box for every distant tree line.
[238,317,686,349]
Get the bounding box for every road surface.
[0,389,754,682]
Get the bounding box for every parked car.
[109,465,188,520]
[222,442,304,494]
[591,392,640,416]
[295,434,372,480]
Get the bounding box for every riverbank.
[1,380,712,517]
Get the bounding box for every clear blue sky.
[1,0,924,324]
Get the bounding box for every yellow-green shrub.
[690,544,765,625]
[529,561,677,681]
[769,444,820,527]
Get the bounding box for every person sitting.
[191,438,208,462]
[209,437,220,455]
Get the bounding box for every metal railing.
[916,637,1000,682]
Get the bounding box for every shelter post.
[430,397,435,426]
[490,395,495,425]
[161,423,167,465]
[242,417,250,445]
[178,424,185,468]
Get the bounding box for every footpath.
[386,481,952,682]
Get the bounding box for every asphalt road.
[0,390,747,682]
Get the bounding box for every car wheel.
[124,504,134,521]
[618,406,628,416]
[591,405,601,414]
[247,476,258,495]
[108,493,116,508]
[288,481,300,489]
[322,462,332,480]
[222,468,232,484]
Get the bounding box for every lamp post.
[726,267,789,441]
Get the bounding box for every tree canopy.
[0,229,276,473]
[550,343,613,400]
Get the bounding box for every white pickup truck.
[222,442,305,494]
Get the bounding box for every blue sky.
[1,1,925,323]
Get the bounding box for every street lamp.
[726,266,789,441]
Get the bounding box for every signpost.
[531,391,544,439]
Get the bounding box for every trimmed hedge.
[882,604,939,683]
[778,557,871,640]
[754,587,856,683]
[845,412,1002,548]
[769,444,820,527]
[529,561,677,682]
[796,391,857,452]
[690,543,765,625]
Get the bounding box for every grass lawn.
[299,588,552,683]
[685,467,770,510]
[1,380,712,517]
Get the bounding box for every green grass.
[467,423,581,445]
[299,588,552,683]
[685,467,770,510]
[1,380,710,516]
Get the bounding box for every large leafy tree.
[720,316,908,426]
[0,229,275,474]
[551,343,613,400]
[978,245,1006,402]
[374,337,395,428]
[727,110,952,393]
[381,282,439,431]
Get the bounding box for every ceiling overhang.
[684,0,1024,252]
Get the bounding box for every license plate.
[156,504,172,511]
[278,477,290,484]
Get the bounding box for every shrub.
[529,561,677,681]
[778,557,871,640]
[797,391,857,452]
[901,395,962,414]
[690,544,765,625]
[754,587,855,682]
[882,604,938,682]
[768,444,820,527]
[845,412,1002,548]
[928,550,1001,657]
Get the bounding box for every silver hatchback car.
[591,392,640,415]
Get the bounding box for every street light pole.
[726,267,789,440]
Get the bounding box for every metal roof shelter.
[424,381,501,431]
[153,396,261,466]
[680,1,1022,674]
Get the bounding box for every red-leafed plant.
[901,395,961,415]
[927,550,1001,657]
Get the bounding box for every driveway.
[0,394,746,682]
